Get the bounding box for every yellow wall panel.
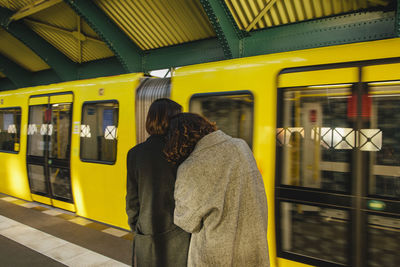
[279,68,358,87]
[29,96,48,105]
[50,93,73,104]
[363,62,400,82]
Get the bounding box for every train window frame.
[189,90,255,149]
[0,106,22,154]
[80,100,119,165]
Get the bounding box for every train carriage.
[1,38,400,266]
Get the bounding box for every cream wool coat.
[174,130,270,267]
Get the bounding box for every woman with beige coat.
[164,113,269,267]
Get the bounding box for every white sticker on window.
[80,125,91,138]
[104,126,117,140]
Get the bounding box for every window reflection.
[280,86,352,192]
[80,102,119,163]
[190,93,254,148]
[281,202,349,265]
[369,83,400,198]
[0,108,21,152]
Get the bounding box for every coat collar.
[192,130,231,154]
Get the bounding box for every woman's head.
[146,98,182,135]
[164,113,217,164]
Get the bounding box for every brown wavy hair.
[146,98,182,135]
[164,113,217,164]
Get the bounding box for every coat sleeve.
[126,150,139,232]
[174,159,224,233]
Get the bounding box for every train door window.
[27,105,47,157]
[278,85,353,192]
[367,82,400,198]
[80,101,119,163]
[0,107,21,153]
[49,103,72,160]
[189,92,254,148]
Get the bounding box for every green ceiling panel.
[0,53,32,87]
[65,0,142,72]
[30,69,62,87]
[0,7,77,81]
[78,57,126,79]
[0,78,15,91]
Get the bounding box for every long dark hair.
[146,98,182,135]
[164,113,217,164]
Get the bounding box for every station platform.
[0,193,133,266]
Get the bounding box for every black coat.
[126,135,190,267]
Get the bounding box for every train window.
[80,101,119,164]
[190,92,254,148]
[368,82,400,199]
[278,85,353,192]
[0,107,21,153]
[280,202,350,265]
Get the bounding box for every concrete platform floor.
[0,193,133,266]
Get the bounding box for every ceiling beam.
[64,0,143,73]
[243,11,396,57]
[0,78,16,91]
[396,0,400,36]
[0,7,77,82]
[10,0,63,21]
[0,54,32,88]
[199,0,243,59]
[25,19,104,44]
[143,38,225,71]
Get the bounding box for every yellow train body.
[1,38,400,267]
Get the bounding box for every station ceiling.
[0,0,397,90]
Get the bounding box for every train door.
[276,67,360,267]
[276,64,400,267]
[361,62,400,267]
[26,93,75,212]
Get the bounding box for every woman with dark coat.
[126,99,190,267]
[164,113,270,267]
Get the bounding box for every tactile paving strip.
[0,193,134,241]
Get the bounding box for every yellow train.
[1,37,400,267]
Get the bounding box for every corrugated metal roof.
[0,0,35,11]
[225,0,392,31]
[94,0,215,50]
[0,27,49,71]
[0,1,115,63]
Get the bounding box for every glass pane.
[0,108,21,152]
[27,105,48,157]
[278,85,352,192]
[368,83,400,198]
[368,215,400,267]
[49,103,71,159]
[80,102,119,163]
[50,167,72,201]
[190,94,254,148]
[280,202,350,265]
[28,164,47,194]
